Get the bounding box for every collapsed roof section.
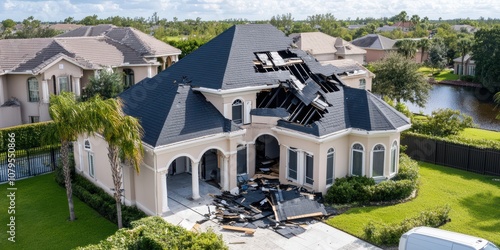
[253,49,342,126]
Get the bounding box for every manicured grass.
[0,173,117,250]
[326,162,500,246]
[459,128,500,141]
[419,66,459,81]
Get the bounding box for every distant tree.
[457,38,473,75]
[418,38,431,63]
[2,19,16,29]
[63,17,74,24]
[472,26,500,91]
[79,15,99,25]
[270,13,294,35]
[394,39,418,59]
[372,52,431,107]
[166,37,210,58]
[11,16,60,38]
[82,69,124,101]
[428,38,447,73]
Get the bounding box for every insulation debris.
[206,175,333,238]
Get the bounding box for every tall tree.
[372,52,431,107]
[90,97,143,229]
[495,92,500,119]
[428,38,448,74]
[418,38,431,63]
[472,26,500,91]
[457,38,473,76]
[82,69,124,101]
[394,39,418,59]
[48,92,91,221]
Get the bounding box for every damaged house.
[74,24,411,216]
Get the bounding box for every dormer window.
[232,99,243,124]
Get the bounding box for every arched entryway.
[166,156,194,201]
[200,149,224,188]
[254,134,280,175]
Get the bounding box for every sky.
[1,0,499,22]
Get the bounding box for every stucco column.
[73,77,81,97]
[247,143,256,178]
[160,171,170,214]
[161,56,167,70]
[191,160,200,200]
[222,156,229,191]
[42,80,49,103]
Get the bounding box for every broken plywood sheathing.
[222,225,256,235]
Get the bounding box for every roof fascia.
[37,55,89,73]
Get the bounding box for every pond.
[404,84,500,131]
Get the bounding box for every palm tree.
[418,38,431,63]
[90,97,143,229]
[457,38,472,76]
[395,39,418,60]
[48,92,89,221]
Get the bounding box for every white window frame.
[27,77,40,102]
[350,143,364,176]
[326,148,335,186]
[58,76,70,94]
[287,147,314,187]
[359,78,366,89]
[371,144,386,178]
[88,152,95,178]
[390,141,398,175]
[232,99,243,124]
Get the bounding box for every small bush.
[411,108,475,137]
[76,216,228,250]
[364,205,451,245]
[394,154,420,181]
[367,179,416,202]
[325,176,375,204]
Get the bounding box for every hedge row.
[364,205,451,245]
[76,216,228,250]
[324,154,419,204]
[55,155,147,227]
[0,121,58,151]
[403,131,500,151]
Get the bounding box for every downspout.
[154,151,158,215]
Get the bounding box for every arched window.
[232,99,243,124]
[351,143,364,176]
[391,141,398,174]
[372,144,385,177]
[27,77,39,102]
[326,148,335,185]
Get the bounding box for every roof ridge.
[367,91,410,126]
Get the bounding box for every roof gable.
[352,34,396,50]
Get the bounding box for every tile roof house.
[0,24,181,128]
[351,34,396,63]
[74,24,411,216]
[290,32,366,65]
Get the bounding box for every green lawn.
[459,128,500,141]
[327,162,500,246]
[419,66,459,81]
[0,173,117,250]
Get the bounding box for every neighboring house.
[321,59,375,91]
[347,24,366,30]
[375,25,399,32]
[0,24,181,128]
[48,23,83,34]
[451,25,477,33]
[453,54,476,76]
[290,32,367,65]
[392,21,414,32]
[395,38,430,63]
[74,24,411,216]
[351,34,396,63]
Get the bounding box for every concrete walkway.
[162,173,381,250]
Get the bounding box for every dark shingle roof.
[352,34,396,50]
[120,79,238,147]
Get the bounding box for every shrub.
[0,121,58,151]
[55,156,147,227]
[411,108,475,137]
[326,154,419,205]
[325,176,375,204]
[76,216,228,250]
[364,205,451,245]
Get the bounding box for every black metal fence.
[0,146,60,183]
[402,135,500,176]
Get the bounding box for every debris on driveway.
[204,174,335,238]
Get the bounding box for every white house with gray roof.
[0,24,180,128]
[74,24,411,216]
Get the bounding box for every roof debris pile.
[205,174,335,238]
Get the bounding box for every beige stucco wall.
[340,73,373,91]
[0,106,22,128]
[344,54,366,65]
[314,53,336,62]
[365,49,392,63]
[0,75,7,105]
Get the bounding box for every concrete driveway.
[162,173,381,250]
